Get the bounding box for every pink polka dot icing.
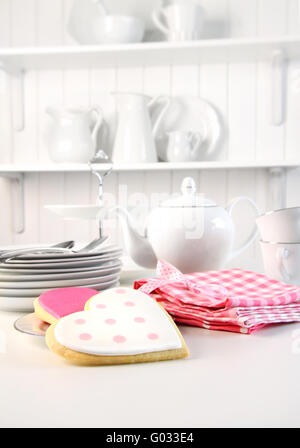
[38,287,98,319]
[96,304,106,309]
[79,333,92,341]
[134,317,145,323]
[148,333,159,340]
[116,289,127,294]
[105,319,116,325]
[125,301,135,307]
[74,319,86,325]
[113,335,126,343]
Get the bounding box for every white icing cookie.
[54,287,182,356]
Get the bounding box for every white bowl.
[45,205,102,221]
[94,15,145,44]
[256,207,300,243]
[69,14,145,45]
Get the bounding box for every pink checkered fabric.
[134,260,300,334]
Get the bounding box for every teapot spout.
[115,207,157,269]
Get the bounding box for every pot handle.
[276,247,291,283]
[190,133,203,153]
[148,96,171,138]
[91,0,107,15]
[227,196,260,260]
[152,8,169,35]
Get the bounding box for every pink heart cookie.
[34,287,98,325]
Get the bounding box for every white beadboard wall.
[0,0,300,273]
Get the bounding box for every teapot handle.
[227,196,260,260]
[91,0,107,15]
[148,96,171,138]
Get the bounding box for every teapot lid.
[160,177,217,207]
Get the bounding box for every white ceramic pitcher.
[111,93,170,164]
[166,130,206,162]
[46,107,106,163]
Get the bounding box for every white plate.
[45,205,103,221]
[15,244,121,260]
[1,253,122,269]
[0,259,121,275]
[0,276,120,297]
[0,280,120,311]
[0,296,36,312]
[0,263,122,282]
[155,96,222,161]
[5,249,122,265]
[0,277,119,300]
[0,271,120,289]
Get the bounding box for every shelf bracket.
[0,61,25,132]
[0,172,25,234]
[268,167,286,211]
[271,49,286,126]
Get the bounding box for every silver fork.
[0,241,75,262]
[0,246,74,262]
[0,237,110,262]
[0,240,74,254]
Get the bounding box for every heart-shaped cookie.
[34,287,98,324]
[46,287,189,365]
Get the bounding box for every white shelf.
[1,36,300,70]
[1,36,298,133]
[0,161,297,235]
[0,161,299,174]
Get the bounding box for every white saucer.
[0,271,120,290]
[0,263,122,282]
[0,259,121,276]
[45,205,103,220]
[15,244,121,260]
[0,279,120,310]
[2,253,122,269]
[0,296,36,311]
[0,276,120,297]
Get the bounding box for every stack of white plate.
[0,245,122,312]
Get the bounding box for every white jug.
[46,107,106,163]
[166,130,206,162]
[112,93,170,164]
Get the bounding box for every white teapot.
[117,177,259,273]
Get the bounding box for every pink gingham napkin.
[134,261,300,334]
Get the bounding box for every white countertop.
[1,271,300,428]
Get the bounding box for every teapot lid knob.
[181,177,196,196]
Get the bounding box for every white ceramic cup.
[166,130,205,162]
[260,240,300,285]
[152,1,205,41]
[256,207,300,243]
